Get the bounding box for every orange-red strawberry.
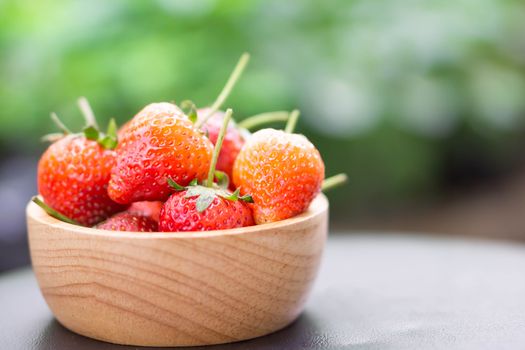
[127,201,163,222]
[96,212,158,232]
[38,134,125,226]
[108,102,214,204]
[197,108,245,181]
[233,114,325,224]
[195,109,291,183]
[37,101,125,226]
[159,189,254,232]
[159,108,255,232]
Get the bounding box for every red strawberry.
[159,109,255,232]
[127,201,163,222]
[96,212,158,232]
[159,188,254,232]
[108,102,214,204]
[232,111,325,224]
[197,108,245,181]
[37,106,125,226]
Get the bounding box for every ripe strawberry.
[96,212,158,232]
[108,102,214,204]
[197,108,245,181]
[159,109,255,232]
[232,111,325,224]
[37,104,125,226]
[195,109,291,182]
[159,188,254,232]
[110,52,250,204]
[127,201,163,222]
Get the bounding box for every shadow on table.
[35,313,323,350]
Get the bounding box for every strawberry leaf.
[184,185,218,212]
[239,194,254,203]
[218,188,254,203]
[83,126,99,141]
[167,177,186,191]
[214,170,229,189]
[189,178,199,186]
[221,188,240,201]
[196,194,215,213]
[181,100,198,124]
[185,185,212,198]
[106,118,118,139]
[99,135,118,150]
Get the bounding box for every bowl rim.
[27,193,328,239]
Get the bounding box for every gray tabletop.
[2,234,525,350]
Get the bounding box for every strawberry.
[159,109,255,232]
[109,54,251,204]
[232,111,325,224]
[195,109,290,182]
[108,102,214,204]
[127,201,163,222]
[37,99,125,226]
[96,212,158,232]
[159,187,254,232]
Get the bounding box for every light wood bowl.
[27,194,328,347]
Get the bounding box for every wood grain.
[27,194,328,347]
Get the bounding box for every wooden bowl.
[27,194,328,347]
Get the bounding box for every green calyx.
[181,100,198,124]
[169,107,256,213]
[168,177,254,213]
[79,97,118,150]
[223,187,254,203]
[168,108,254,213]
[83,118,118,150]
[213,170,229,189]
[42,97,119,150]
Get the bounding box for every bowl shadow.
[36,313,322,350]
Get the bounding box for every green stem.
[196,53,250,128]
[238,111,290,130]
[321,173,348,192]
[285,109,300,133]
[206,109,233,187]
[32,196,81,225]
[77,96,99,129]
[50,112,72,134]
[41,133,65,143]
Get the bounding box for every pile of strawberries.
[34,54,345,232]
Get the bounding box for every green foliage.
[2,0,525,218]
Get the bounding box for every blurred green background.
[2,0,525,270]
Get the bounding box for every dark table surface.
[2,233,525,350]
